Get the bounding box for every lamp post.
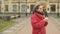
[57,0,59,17]
[18,0,20,17]
[26,0,27,16]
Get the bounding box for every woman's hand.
[43,17,48,22]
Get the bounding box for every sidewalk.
[16,18,32,34]
[46,16,60,34]
[17,16,60,34]
[0,16,60,34]
[0,17,30,34]
[49,16,60,31]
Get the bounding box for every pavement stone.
[0,17,30,34]
[0,16,60,34]
[46,17,60,34]
[17,16,60,34]
[49,16,60,31]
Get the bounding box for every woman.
[31,5,48,34]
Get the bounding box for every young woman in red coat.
[31,5,48,34]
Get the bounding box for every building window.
[12,0,17,1]
[13,5,17,12]
[50,4,56,12]
[21,5,27,13]
[30,5,35,13]
[4,0,8,1]
[48,8,49,11]
[45,0,47,1]
[5,5,9,11]
[30,5,35,11]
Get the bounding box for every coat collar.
[34,12,45,19]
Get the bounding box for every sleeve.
[44,22,48,26]
[31,17,45,29]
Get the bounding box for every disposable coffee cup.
[45,17,48,20]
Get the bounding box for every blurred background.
[0,0,60,34]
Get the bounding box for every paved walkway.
[46,16,60,34]
[0,17,30,34]
[0,16,60,34]
[16,16,60,34]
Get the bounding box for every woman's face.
[37,6,43,12]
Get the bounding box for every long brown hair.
[33,5,40,14]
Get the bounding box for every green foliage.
[0,20,16,31]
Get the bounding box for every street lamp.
[26,0,27,16]
[18,0,20,17]
[57,0,59,17]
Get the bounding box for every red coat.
[31,12,48,34]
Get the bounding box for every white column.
[9,0,12,12]
[46,0,50,13]
[1,0,4,12]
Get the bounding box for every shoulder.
[31,14,37,19]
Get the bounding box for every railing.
[0,12,32,16]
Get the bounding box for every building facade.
[0,0,60,17]
[0,0,1,13]
[1,0,48,13]
[49,0,60,13]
